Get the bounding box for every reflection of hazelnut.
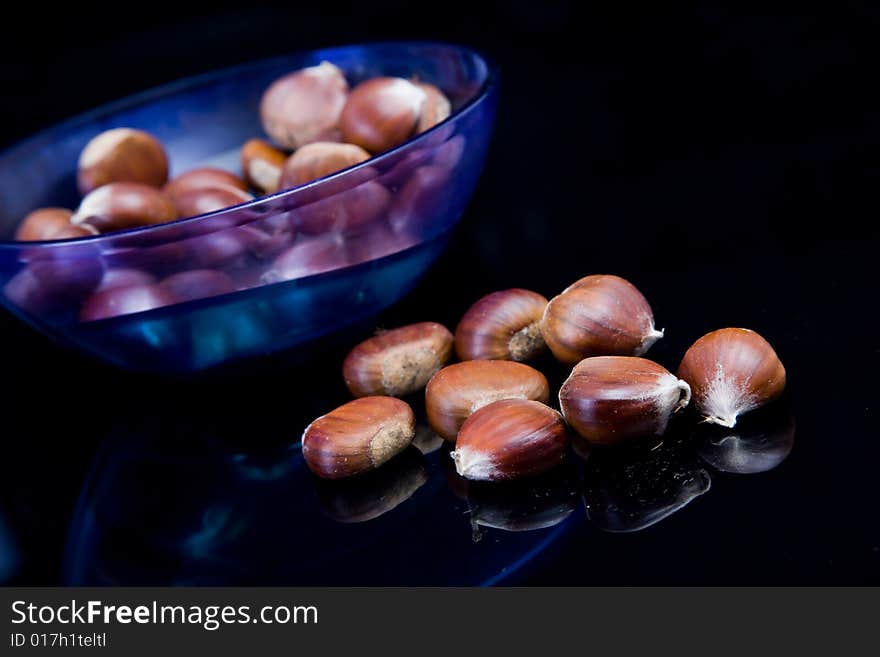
[77,128,169,195]
[316,448,428,523]
[260,61,348,149]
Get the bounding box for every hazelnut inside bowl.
[0,42,498,373]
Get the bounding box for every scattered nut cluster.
[302,274,787,484]
[9,61,455,322]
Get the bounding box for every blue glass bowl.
[0,42,497,372]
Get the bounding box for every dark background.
[0,3,877,584]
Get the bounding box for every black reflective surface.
[0,5,878,584]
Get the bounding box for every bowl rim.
[0,40,498,249]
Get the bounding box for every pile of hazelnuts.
[11,62,452,321]
[301,275,787,482]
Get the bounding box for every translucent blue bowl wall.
[0,43,497,372]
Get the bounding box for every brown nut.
[260,61,349,149]
[559,356,691,446]
[425,360,550,441]
[170,184,254,219]
[77,128,169,195]
[677,328,786,428]
[95,268,157,292]
[15,208,75,241]
[387,165,451,235]
[343,322,454,398]
[71,182,178,232]
[541,274,664,365]
[50,224,99,239]
[262,234,348,283]
[295,180,390,235]
[160,269,236,303]
[241,139,287,194]
[339,77,428,153]
[415,82,451,133]
[279,142,371,189]
[4,256,103,316]
[301,396,416,479]
[451,399,567,481]
[455,288,548,362]
[163,167,249,202]
[80,283,177,322]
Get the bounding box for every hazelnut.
[185,226,264,268]
[295,180,391,235]
[415,82,451,133]
[77,128,169,194]
[160,269,236,303]
[342,322,454,398]
[451,399,568,481]
[15,208,74,241]
[163,167,249,202]
[71,182,178,232]
[425,360,550,441]
[541,274,664,365]
[559,356,691,446]
[301,396,416,479]
[315,447,427,523]
[387,165,451,235]
[95,268,157,292]
[260,61,348,149]
[4,256,103,316]
[241,139,287,194]
[50,224,99,239]
[454,288,549,362]
[677,327,786,428]
[339,77,428,153]
[80,283,177,322]
[263,234,348,283]
[345,222,418,265]
[170,184,254,219]
[279,142,371,189]
[431,134,467,171]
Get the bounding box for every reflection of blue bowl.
[63,429,576,586]
[0,43,497,372]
